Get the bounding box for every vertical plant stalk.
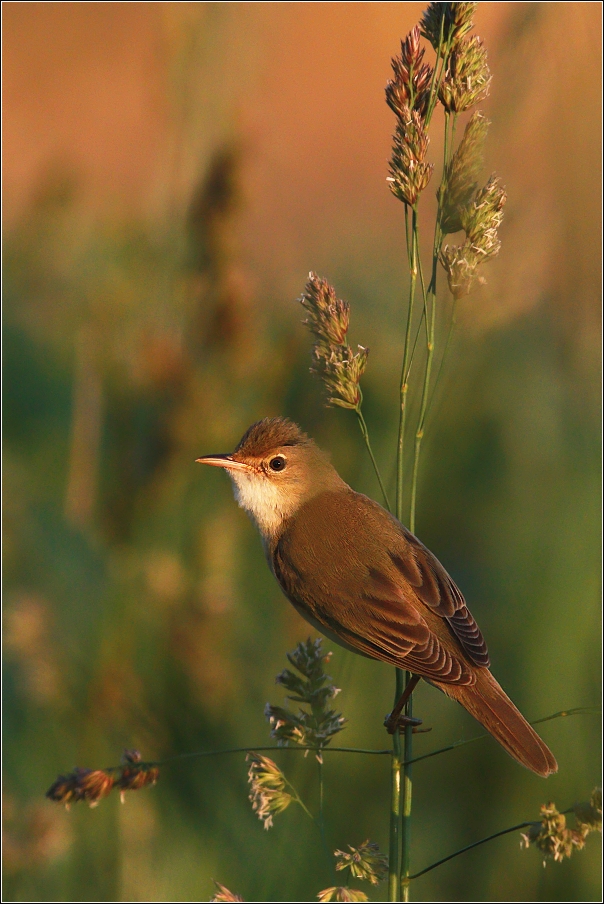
[400,697,414,902]
[397,207,421,902]
[390,203,419,903]
[356,408,391,511]
[424,295,459,424]
[396,33,456,899]
[401,105,458,903]
[396,207,419,520]
[388,668,405,902]
[317,758,335,879]
[409,111,456,532]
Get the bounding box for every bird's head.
[196,417,344,538]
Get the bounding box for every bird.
[196,416,557,777]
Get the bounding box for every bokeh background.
[3,2,601,901]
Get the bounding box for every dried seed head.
[312,343,369,410]
[76,770,116,807]
[117,764,159,796]
[334,840,389,886]
[300,273,350,346]
[520,803,585,864]
[299,274,368,411]
[388,107,434,207]
[439,243,481,299]
[317,888,369,903]
[573,788,602,834]
[210,881,245,902]
[46,768,114,809]
[439,36,491,113]
[45,772,82,809]
[438,112,490,235]
[420,2,477,52]
[520,794,602,866]
[386,27,433,119]
[440,174,506,298]
[461,175,506,258]
[246,753,292,830]
[46,751,159,809]
[121,749,142,765]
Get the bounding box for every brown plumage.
[197,417,557,777]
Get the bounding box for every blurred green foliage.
[3,5,600,903]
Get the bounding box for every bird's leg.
[384,674,422,734]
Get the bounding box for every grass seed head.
[388,107,434,207]
[439,35,491,113]
[438,111,490,234]
[246,752,292,830]
[386,26,433,119]
[210,881,245,902]
[317,888,369,902]
[420,2,477,53]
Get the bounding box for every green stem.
[289,787,316,822]
[396,206,419,522]
[424,19,446,127]
[105,705,595,774]
[404,706,600,768]
[407,819,542,883]
[356,408,391,511]
[399,107,456,900]
[408,808,575,885]
[392,203,420,903]
[316,757,336,880]
[409,252,436,533]
[400,673,414,902]
[148,745,392,768]
[424,25,455,128]
[283,769,336,863]
[318,758,325,825]
[423,296,458,425]
[388,669,404,902]
[409,111,453,533]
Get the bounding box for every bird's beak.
[195,454,251,471]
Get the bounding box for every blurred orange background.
[3,4,601,903]
[4,2,600,329]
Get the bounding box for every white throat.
[228,470,295,539]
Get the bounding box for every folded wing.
[272,489,489,686]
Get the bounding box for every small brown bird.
[197,417,557,777]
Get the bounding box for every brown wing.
[272,488,489,685]
[390,529,490,667]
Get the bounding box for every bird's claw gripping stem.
[384,712,424,735]
[383,672,421,734]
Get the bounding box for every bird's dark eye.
[269,455,286,472]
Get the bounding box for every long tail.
[439,668,558,777]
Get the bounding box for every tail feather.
[440,668,558,777]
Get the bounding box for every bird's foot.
[383,711,425,735]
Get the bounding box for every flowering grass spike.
[439,36,491,113]
[300,274,369,411]
[520,789,602,865]
[46,749,159,809]
[246,753,293,830]
[420,1,477,51]
[209,881,245,902]
[386,27,433,119]
[265,638,346,759]
[335,840,389,886]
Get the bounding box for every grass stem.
[407,809,573,885]
[388,669,405,902]
[356,408,391,511]
[400,673,414,902]
[396,207,419,522]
